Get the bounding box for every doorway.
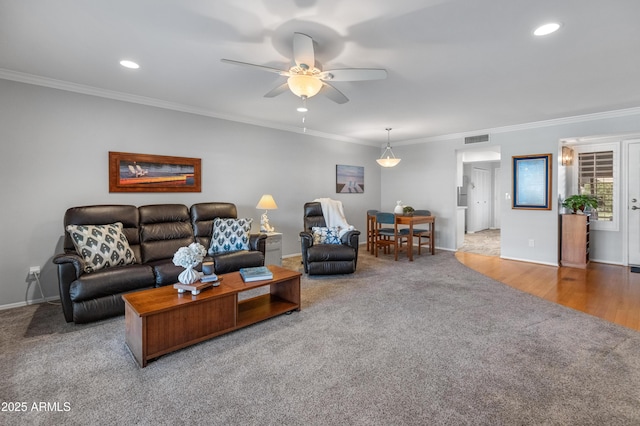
[456,146,501,256]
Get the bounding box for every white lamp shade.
[376,157,402,167]
[287,75,323,98]
[256,194,278,210]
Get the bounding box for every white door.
[629,141,640,266]
[468,167,490,232]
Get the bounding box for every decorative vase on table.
[178,265,200,285]
[173,242,207,285]
[394,201,404,214]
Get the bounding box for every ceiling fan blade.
[293,32,315,69]
[320,82,349,104]
[319,68,387,82]
[264,83,290,98]
[220,59,288,75]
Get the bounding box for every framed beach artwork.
[512,153,552,210]
[109,152,201,193]
[336,165,364,193]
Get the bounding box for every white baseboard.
[590,258,625,266]
[0,296,61,311]
[499,255,559,267]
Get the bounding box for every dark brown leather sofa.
[53,202,266,324]
[300,202,360,275]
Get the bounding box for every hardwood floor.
[455,251,640,332]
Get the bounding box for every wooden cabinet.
[561,214,590,268]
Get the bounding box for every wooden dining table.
[395,214,436,261]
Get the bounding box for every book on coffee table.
[239,266,273,282]
[200,273,219,283]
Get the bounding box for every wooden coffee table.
[122,265,301,367]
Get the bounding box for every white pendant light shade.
[377,128,401,167]
[287,74,323,98]
[376,156,401,167]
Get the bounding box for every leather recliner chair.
[299,202,360,275]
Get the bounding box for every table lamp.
[256,194,278,232]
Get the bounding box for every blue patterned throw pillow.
[209,218,252,254]
[312,226,342,244]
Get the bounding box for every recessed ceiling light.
[297,106,308,112]
[534,22,561,36]
[119,60,140,69]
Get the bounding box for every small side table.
[264,232,282,266]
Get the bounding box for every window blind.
[578,151,614,221]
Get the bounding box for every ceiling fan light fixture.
[287,74,323,98]
[377,128,401,167]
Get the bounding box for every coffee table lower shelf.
[237,294,297,328]
[122,266,301,367]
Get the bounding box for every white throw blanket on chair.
[314,198,356,237]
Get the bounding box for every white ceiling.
[1,0,639,146]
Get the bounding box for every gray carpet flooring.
[2,251,640,425]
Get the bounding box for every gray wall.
[0,79,381,308]
[380,140,459,251]
[384,114,640,266]
[3,77,640,309]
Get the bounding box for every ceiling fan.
[221,32,387,104]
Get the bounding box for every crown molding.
[395,107,640,146]
[2,68,638,148]
[0,68,369,146]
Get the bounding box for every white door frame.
[493,167,501,229]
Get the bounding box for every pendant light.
[376,128,401,167]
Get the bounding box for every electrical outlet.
[29,266,40,275]
[528,239,535,248]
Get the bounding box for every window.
[578,151,613,221]
[573,142,619,231]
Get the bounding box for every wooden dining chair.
[374,212,408,260]
[366,209,379,254]
[410,209,432,255]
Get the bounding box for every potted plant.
[402,206,415,216]
[562,194,599,214]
